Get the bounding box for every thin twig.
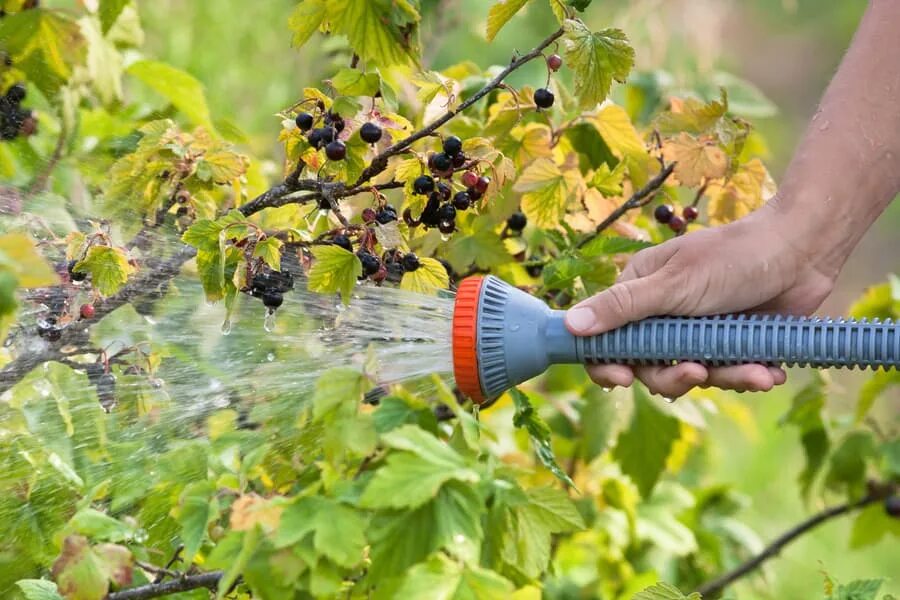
[27,118,67,197]
[577,161,676,249]
[694,494,881,597]
[107,571,224,600]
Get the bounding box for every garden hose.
[451,275,900,403]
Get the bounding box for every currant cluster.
[295,103,347,161]
[0,83,37,141]
[531,53,562,111]
[249,266,295,311]
[654,203,698,233]
[362,204,398,225]
[357,250,385,282]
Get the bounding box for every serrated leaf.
[0,233,59,287]
[328,0,417,67]
[175,482,219,564]
[542,254,616,292]
[98,0,129,33]
[196,140,248,184]
[655,95,727,136]
[445,221,511,272]
[400,257,449,295]
[252,237,283,272]
[562,20,634,108]
[313,501,367,567]
[514,158,570,228]
[330,67,381,96]
[590,161,626,196]
[580,236,654,258]
[288,0,328,47]
[780,375,830,495]
[827,579,884,600]
[705,158,775,224]
[486,0,531,42]
[50,535,109,600]
[613,386,680,498]
[127,60,214,131]
[312,367,365,419]
[662,132,729,187]
[510,388,576,487]
[15,580,64,600]
[633,582,701,600]
[307,245,361,304]
[73,246,135,297]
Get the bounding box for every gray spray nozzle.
[451,275,900,402]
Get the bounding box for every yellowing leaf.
[252,237,283,271]
[705,158,775,224]
[400,257,449,295]
[0,9,85,95]
[514,158,576,228]
[504,123,553,166]
[288,0,327,47]
[308,245,362,304]
[328,0,417,67]
[196,140,248,184]
[230,495,285,534]
[73,246,135,297]
[562,20,634,109]
[655,94,727,136]
[662,132,729,188]
[0,233,59,288]
[486,0,531,42]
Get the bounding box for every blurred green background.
[124,0,899,596]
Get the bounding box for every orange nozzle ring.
[452,276,485,404]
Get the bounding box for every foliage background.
[1,0,898,598]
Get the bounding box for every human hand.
[564,204,836,397]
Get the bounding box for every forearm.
[770,0,900,279]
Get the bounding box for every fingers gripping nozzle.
[451,275,900,403]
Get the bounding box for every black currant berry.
[654,204,674,224]
[507,211,527,232]
[439,220,456,235]
[885,496,900,518]
[547,54,563,71]
[358,252,381,277]
[683,206,699,222]
[668,215,686,232]
[325,140,347,161]
[467,187,482,201]
[362,207,377,223]
[452,153,467,168]
[376,206,398,224]
[402,253,420,272]
[413,175,435,195]
[431,152,453,173]
[443,135,463,157]
[475,176,490,194]
[534,88,555,109]
[403,207,420,227]
[438,203,456,222]
[437,182,452,201]
[333,234,353,252]
[452,191,471,210]
[6,83,26,103]
[526,263,544,278]
[295,112,314,131]
[330,115,345,132]
[262,291,284,310]
[307,128,324,149]
[360,122,383,144]
[37,318,62,342]
[421,192,442,227]
[67,260,87,282]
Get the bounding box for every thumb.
[565,274,678,335]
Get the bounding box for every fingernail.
[566,306,596,333]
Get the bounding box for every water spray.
[451,276,900,403]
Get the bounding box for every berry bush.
[0,1,898,599]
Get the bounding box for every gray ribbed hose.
[471,276,900,400]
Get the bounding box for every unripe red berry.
[362,208,377,223]
[683,205,699,222]
[80,304,95,319]
[461,171,479,188]
[547,54,563,71]
[668,215,686,232]
[475,176,490,194]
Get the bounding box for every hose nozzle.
[451,275,900,403]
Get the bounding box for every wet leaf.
[307,245,362,304]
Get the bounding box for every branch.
[27,117,68,197]
[694,494,880,597]
[350,26,566,189]
[107,571,223,600]
[577,161,676,249]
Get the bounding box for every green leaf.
[633,582,701,600]
[64,509,133,543]
[580,235,654,258]
[590,161,626,196]
[252,237,283,272]
[73,246,135,297]
[509,388,576,487]
[98,0,129,33]
[328,0,418,67]
[330,67,381,97]
[848,275,900,320]
[856,369,900,421]
[313,501,367,567]
[80,16,124,106]
[175,482,219,564]
[514,158,570,228]
[312,367,366,419]
[15,580,64,600]
[542,254,617,293]
[849,503,900,549]
[127,60,215,131]
[445,220,511,273]
[307,245,362,304]
[825,431,876,494]
[613,386,680,498]
[827,579,884,600]
[524,486,585,532]
[50,535,109,600]
[288,0,327,47]
[395,554,463,599]
[562,20,635,109]
[400,257,449,295]
[486,0,531,42]
[781,375,830,495]
[567,0,592,10]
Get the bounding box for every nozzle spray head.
[451,275,899,403]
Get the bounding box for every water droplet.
[267,352,275,362]
[133,528,149,544]
[663,397,677,404]
[453,533,466,544]
[264,310,276,333]
[440,234,450,242]
[220,319,232,335]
